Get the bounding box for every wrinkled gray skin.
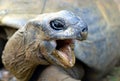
[2,10,88,81]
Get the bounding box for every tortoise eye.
[50,19,66,30]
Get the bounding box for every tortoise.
[0,0,120,81]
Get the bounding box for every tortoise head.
[25,10,88,68]
[2,10,88,81]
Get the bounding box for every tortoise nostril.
[82,27,88,32]
[79,26,88,40]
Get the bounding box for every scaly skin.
[2,10,88,81]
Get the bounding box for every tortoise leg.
[39,64,84,81]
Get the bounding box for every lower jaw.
[51,50,75,68]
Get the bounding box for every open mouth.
[51,39,75,68]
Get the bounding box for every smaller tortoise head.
[25,10,88,68]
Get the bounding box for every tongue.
[60,45,71,59]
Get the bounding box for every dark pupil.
[50,19,65,30]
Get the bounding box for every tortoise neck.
[2,26,49,81]
[16,65,36,81]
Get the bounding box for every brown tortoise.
[0,0,120,81]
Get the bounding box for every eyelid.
[49,19,66,30]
